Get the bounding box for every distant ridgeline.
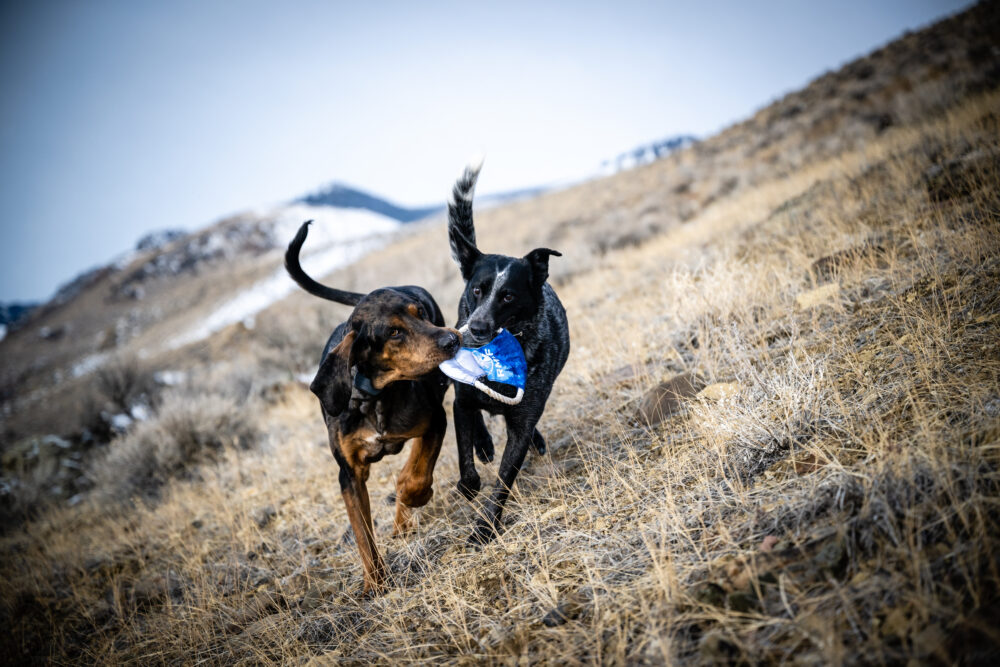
[297,183,443,223]
[298,182,551,223]
[0,302,38,329]
[604,134,699,172]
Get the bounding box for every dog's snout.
[468,320,492,340]
[438,331,460,354]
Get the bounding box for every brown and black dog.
[285,221,460,594]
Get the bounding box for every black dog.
[446,161,570,544]
[286,221,460,593]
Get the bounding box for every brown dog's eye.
[503,293,514,303]
[472,287,482,298]
[417,307,426,319]
[388,327,402,338]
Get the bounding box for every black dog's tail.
[448,155,483,261]
[284,221,364,306]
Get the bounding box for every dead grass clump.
[93,354,156,415]
[91,390,261,502]
[254,301,332,374]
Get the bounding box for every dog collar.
[439,328,526,405]
[353,372,382,397]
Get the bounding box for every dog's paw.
[456,475,481,501]
[473,435,495,463]
[531,429,547,455]
[467,520,499,547]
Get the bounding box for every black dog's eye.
[417,307,426,319]
[472,287,482,298]
[388,327,403,338]
[503,293,514,303]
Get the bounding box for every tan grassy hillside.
[2,3,1000,665]
[1,0,997,450]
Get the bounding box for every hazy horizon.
[0,0,970,302]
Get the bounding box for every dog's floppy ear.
[524,247,562,289]
[348,326,373,372]
[310,331,357,416]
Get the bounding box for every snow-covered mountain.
[601,134,699,173]
[297,183,441,222]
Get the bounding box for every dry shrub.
[94,354,155,414]
[91,390,261,502]
[253,300,338,375]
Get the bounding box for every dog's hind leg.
[469,420,535,545]
[531,428,546,455]
[393,408,446,536]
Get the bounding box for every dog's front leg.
[334,450,385,595]
[452,392,483,500]
[393,406,446,536]
[468,420,534,545]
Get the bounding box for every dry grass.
[2,87,998,664]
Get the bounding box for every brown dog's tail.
[284,221,365,306]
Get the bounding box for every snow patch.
[264,204,400,248]
[110,413,133,431]
[130,403,152,421]
[154,370,186,386]
[72,352,110,378]
[169,210,400,349]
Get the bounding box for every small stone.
[699,630,739,662]
[131,571,182,608]
[697,382,740,401]
[539,504,567,522]
[637,372,705,426]
[882,607,910,637]
[241,612,285,640]
[727,591,760,613]
[796,283,841,309]
[792,452,824,474]
[692,582,727,608]
[542,605,569,626]
[541,591,587,627]
[253,506,277,529]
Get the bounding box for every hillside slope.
[2,2,999,664]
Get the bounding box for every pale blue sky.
[0,0,970,301]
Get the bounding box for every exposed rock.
[697,382,740,401]
[135,229,186,253]
[38,325,68,341]
[130,571,183,609]
[637,372,705,426]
